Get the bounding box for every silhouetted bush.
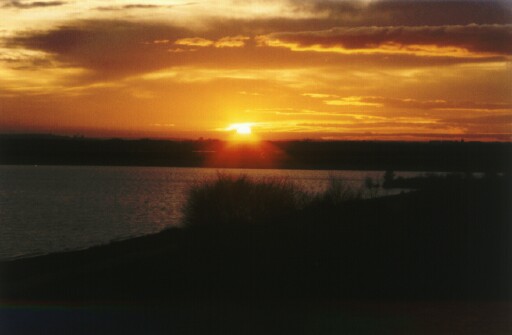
[314,177,363,206]
[183,174,310,226]
[183,174,367,226]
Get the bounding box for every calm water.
[0,165,418,260]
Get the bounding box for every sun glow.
[228,123,253,135]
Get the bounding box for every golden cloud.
[259,24,512,57]
[214,35,250,48]
[175,37,214,47]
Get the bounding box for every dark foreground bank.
[1,175,511,334]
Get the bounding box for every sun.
[224,122,260,142]
[228,123,253,135]
[235,124,252,135]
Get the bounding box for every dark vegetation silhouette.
[183,174,308,226]
[1,134,511,171]
[1,171,511,334]
[183,174,363,227]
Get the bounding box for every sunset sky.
[1,0,511,141]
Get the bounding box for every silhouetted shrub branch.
[314,177,363,206]
[182,174,368,226]
[183,174,313,226]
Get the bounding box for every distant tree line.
[0,135,511,172]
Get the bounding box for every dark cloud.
[176,1,512,41]
[6,21,193,79]
[292,0,512,26]
[264,24,512,56]
[4,0,66,9]
[96,5,163,11]
[6,16,510,82]
[96,4,170,11]
[95,2,196,11]
[6,20,299,79]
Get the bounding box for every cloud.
[95,2,197,11]
[5,15,511,85]
[0,20,324,79]
[260,24,512,57]
[302,93,334,99]
[245,107,341,117]
[96,5,162,11]
[0,48,54,69]
[445,114,512,125]
[175,35,250,48]
[324,96,382,107]
[441,114,512,134]
[175,37,214,47]
[305,94,512,111]
[6,21,192,79]
[362,97,512,111]
[4,0,66,9]
[6,20,271,80]
[95,4,183,11]
[319,132,512,141]
[214,35,250,48]
[292,0,512,26]
[6,20,500,83]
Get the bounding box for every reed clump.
[183,174,364,226]
[183,174,312,226]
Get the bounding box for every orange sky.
[1,0,511,141]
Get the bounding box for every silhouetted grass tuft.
[183,174,312,226]
[183,174,367,226]
[315,177,363,206]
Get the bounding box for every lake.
[0,165,418,260]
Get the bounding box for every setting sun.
[228,123,253,135]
